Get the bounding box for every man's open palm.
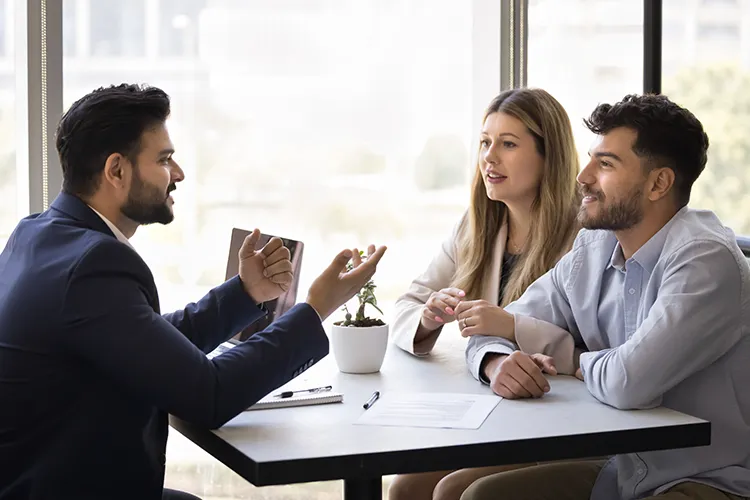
[238,229,293,304]
[306,244,387,320]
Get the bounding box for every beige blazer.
[391,217,509,356]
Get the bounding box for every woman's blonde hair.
[453,88,580,306]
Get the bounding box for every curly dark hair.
[584,94,709,207]
[56,83,171,197]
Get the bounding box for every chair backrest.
[737,236,750,263]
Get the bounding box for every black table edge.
[169,416,710,487]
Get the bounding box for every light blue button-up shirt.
[467,207,750,499]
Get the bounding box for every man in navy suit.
[0,84,386,500]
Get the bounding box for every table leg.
[343,477,382,500]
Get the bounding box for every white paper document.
[355,392,501,430]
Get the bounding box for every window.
[527,0,644,167]
[0,0,17,248]
[0,0,5,57]
[64,0,496,497]
[696,23,740,41]
[89,0,146,57]
[663,0,750,234]
[62,0,76,57]
[159,0,206,57]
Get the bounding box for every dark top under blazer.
[0,192,329,500]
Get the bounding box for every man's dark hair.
[56,83,171,197]
[584,94,709,207]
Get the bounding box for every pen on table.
[363,391,380,410]
[273,385,332,399]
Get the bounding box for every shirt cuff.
[578,349,611,380]
[471,344,515,384]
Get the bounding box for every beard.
[121,168,176,225]
[577,184,644,231]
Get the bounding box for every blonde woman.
[389,88,581,500]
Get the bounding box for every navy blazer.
[0,192,329,500]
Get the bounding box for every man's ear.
[102,153,128,189]
[647,167,675,202]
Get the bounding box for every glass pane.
[527,0,644,167]
[158,0,204,57]
[0,0,17,248]
[64,0,491,497]
[63,0,76,57]
[663,0,750,235]
[89,0,146,57]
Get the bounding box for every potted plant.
[330,253,389,373]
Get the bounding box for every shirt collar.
[606,206,689,274]
[87,206,135,250]
[607,242,627,272]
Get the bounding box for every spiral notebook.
[246,391,344,411]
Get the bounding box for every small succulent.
[336,251,385,327]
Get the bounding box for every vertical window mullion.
[644,0,663,94]
[15,0,62,214]
[500,0,528,90]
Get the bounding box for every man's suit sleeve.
[60,241,329,429]
[161,276,267,353]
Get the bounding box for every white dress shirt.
[87,206,134,250]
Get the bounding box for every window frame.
[16,0,63,215]
[23,0,517,214]
[26,0,666,214]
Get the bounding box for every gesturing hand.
[306,244,387,321]
[238,229,293,304]
[454,300,515,340]
[420,287,466,331]
[484,351,557,399]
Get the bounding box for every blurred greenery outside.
[110,65,750,310]
[3,64,749,245]
[664,64,750,235]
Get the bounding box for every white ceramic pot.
[330,323,389,374]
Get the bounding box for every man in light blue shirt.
[457,94,750,500]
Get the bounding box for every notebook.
[246,391,344,411]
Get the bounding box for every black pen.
[363,391,380,410]
[274,385,332,399]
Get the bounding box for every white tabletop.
[170,337,709,486]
